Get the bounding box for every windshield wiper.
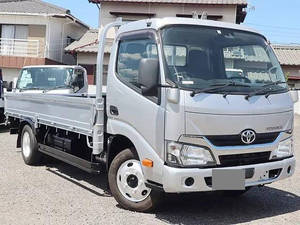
[190,82,251,97]
[245,81,287,100]
[44,85,72,93]
[19,87,41,92]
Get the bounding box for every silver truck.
[5,17,298,212]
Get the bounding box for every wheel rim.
[22,131,31,158]
[116,159,151,202]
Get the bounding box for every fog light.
[185,177,194,186]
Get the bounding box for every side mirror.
[138,58,159,96]
[6,81,14,92]
[290,90,299,103]
[71,74,79,87]
[2,81,8,89]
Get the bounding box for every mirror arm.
[157,84,178,89]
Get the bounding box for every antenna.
[201,11,208,20]
[192,11,198,19]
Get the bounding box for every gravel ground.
[0,116,299,225]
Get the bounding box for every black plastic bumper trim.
[145,180,164,192]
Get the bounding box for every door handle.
[110,105,119,116]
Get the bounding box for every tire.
[221,187,251,197]
[108,148,161,212]
[21,125,41,165]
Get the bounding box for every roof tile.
[90,0,247,5]
[272,45,300,66]
[0,0,67,14]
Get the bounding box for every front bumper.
[162,156,295,193]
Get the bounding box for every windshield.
[17,67,74,90]
[161,25,288,94]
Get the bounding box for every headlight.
[272,138,294,159]
[166,141,215,166]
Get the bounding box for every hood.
[184,92,294,135]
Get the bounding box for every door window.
[117,38,158,89]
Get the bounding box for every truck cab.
[106,17,295,198]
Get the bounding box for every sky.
[43,0,99,28]
[44,0,300,45]
[245,0,300,44]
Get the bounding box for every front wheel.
[108,148,161,212]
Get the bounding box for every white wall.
[100,3,237,38]
[77,52,109,65]
[2,68,20,82]
[47,18,63,62]
[0,14,49,26]
[47,17,88,64]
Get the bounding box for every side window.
[17,69,33,89]
[72,69,85,92]
[117,38,158,88]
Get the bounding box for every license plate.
[212,169,245,190]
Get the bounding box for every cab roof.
[22,65,84,69]
[117,17,263,38]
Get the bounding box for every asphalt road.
[0,116,300,225]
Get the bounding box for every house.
[65,29,106,85]
[90,0,247,39]
[65,0,248,84]
[272,45,300,88]
[0,0,89,81]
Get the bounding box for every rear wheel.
[21,125,41,165]
[108,148,161,212]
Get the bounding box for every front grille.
[206,132,279,146]
[219,152,271,167]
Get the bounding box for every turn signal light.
[142,159,153,167]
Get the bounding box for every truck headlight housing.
[166,141,215,166]
[273,137,294,159]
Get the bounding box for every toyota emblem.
[241,130,256,144]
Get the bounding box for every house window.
[176,14,223,21]
[1,25,28,39]
[109,12,155,22]
[0,25,29,56]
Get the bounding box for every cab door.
[106,30,165,159]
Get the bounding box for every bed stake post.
[92,18,124,155]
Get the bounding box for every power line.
[245,22,300,31]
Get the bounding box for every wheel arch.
[107,134,136,171]
[17,118,36,148]
[106,118,164,184]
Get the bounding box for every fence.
[0,38,40,58]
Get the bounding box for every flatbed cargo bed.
[5,92,105,136]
